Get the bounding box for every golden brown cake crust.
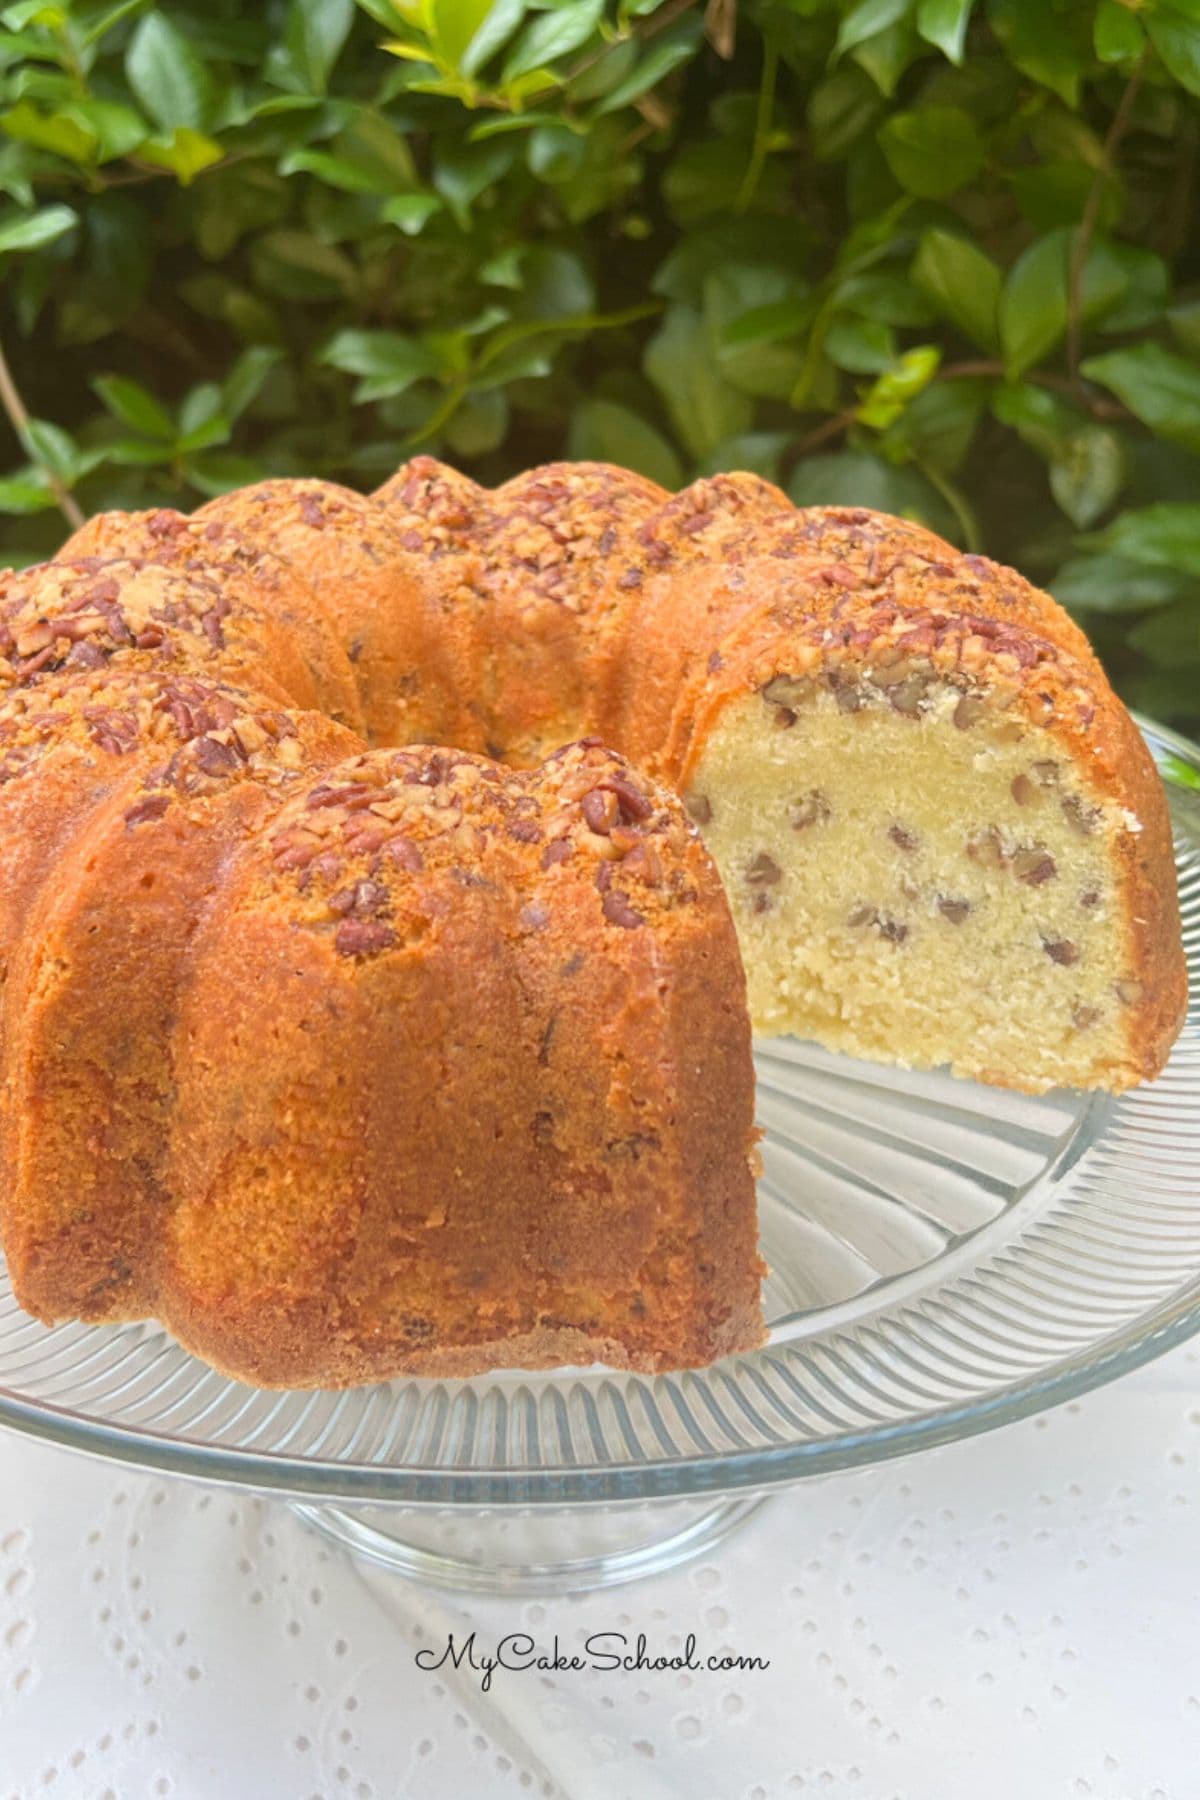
[154,742,762,1386]
[60,507,364,733]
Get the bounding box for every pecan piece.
[602,889,644,930]
[124,793,169,829]
[1013,849,1057,886]
[746,852,781,886]
[334,917,396,957]
[581,787,620,835]
[790,790,831,831]
[760,674,813,709]
[966,826,1006,869]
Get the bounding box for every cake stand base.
[291,1492,770,1594]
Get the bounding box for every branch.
[736,31,779,214]
[1066,57,1145,380]
[778,409,855,483]
[939,360,1130,422]
[0,336,84,531]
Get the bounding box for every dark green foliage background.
[2,0,1199,726]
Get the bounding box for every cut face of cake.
[675,601,1183,1092]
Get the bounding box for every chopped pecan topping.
[602,889,644,929]
[334,917,396,957]
[123,793,169,829]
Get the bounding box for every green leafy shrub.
[1,0,1199,725]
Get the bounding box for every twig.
[736,32,778,214]
[1066,56,1145,380]
[0,335,84,530]
[940,360,1129,421]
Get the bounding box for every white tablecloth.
[1,1340,1197,1800]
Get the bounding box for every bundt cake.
[0,457,1184,1389]
[0,543,761,1382]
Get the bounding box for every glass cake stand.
[0,717,1196,1594]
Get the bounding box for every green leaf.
[321,328,441,401]
[91,375,175,440]
[856,344,941,430]
[460,0,526,77]
[125,15,214,133]
[882,375,988,472]
[137,129,223,185]
[1094,0,1143,63]
[381,193,442,234]
[987,0,1085,106]
[700,431,792,483]
[503,0,602,81]
[999,229,1126,379]
[526,122,584,182]
[1090,505,1200,577]
[911,227,1001,351]
[0,476,55,514]
[1009,161,1120,233]
[808,67,884,161]
[0,201,73,254]
[1082,345,1200,454]
[826,314,895,373]
[644,305,753,460]
[1052,554,1196,614]
[706,266,810,397]
[1169,299,1200,359]
[444,387,508,456]
[513,245,594,320]
[24,418,79,485]
[788,448,950,532]
[992,380,1081,457]
[878,105,984,198]
[0,101,94,163]
[222,346,284,422]
[250,229,358,302]
[185,452,270,497]
[283,0,354,93]
[916,0,974,62]
[432,137,513,226]
[568,399,682,488]
[834,0,912,59]
[1147,8,1200,98]
[593,18,702,113]
[851,18,922,96]
[1095,245,1168,334]
[1048,425,1124,529]
[60,99,146,163]
[1129,601,1200,667]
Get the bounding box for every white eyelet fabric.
[0,1342,1197,1799]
